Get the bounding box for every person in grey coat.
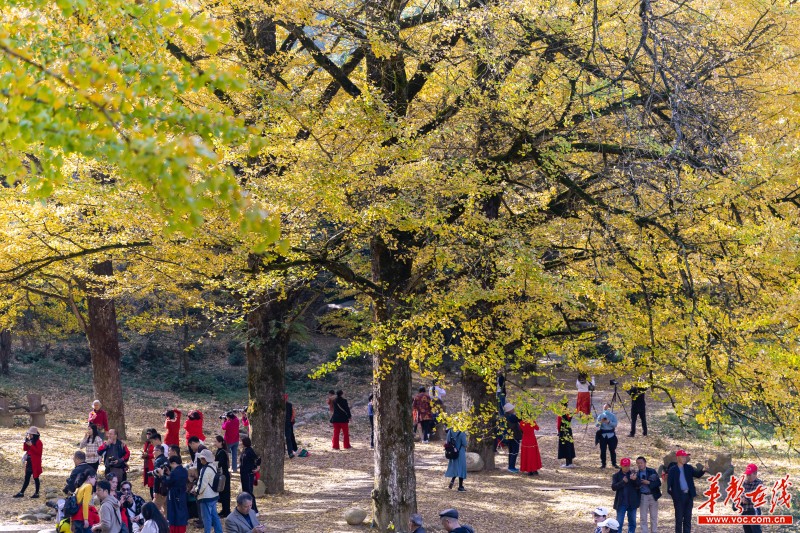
[224,493,264,533]
[444,429,468,492]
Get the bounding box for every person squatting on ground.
[557,402,576,468]
[98,429,130,482]
[80,424,103,473]
[741,463,764,533]
[413,387,435,444]
[596,404,619,469]
[611,458,640,533]
[330,390,352,450]
[502,403,522,473]
[221,412,240,472]
[214,436,232,518]
[576,373,595,415]
[636,456,661,533]
[627,385,648,437]
[15,426,43,498]
[223,493,263,533]
[444,428,468,492]
[438,508,475,533]
[667,449,706,533]
[284,395,298,458]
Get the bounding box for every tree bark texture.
[245,288,290,495]
[0,329,11,375]
[84,260,127,439]
[370,234,417,533]
[461,367,497,470]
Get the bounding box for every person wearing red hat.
[666,449,706,533]
[612,458,640,533]
[741,463,763,533]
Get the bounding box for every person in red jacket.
[141,428,156,493]
[89,400,109,437]
[183,410,205,461]
[15,426,43,498]
[163,409,182,447]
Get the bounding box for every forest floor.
[0,361,799,533]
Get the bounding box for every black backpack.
[62,495,79,517]
[210,465,226,493]
[444,431,461,460]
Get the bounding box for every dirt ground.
[0,369,798,533]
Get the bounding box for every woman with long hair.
[71,470,97,533]
[80,424,102,473]
[238,437,260,513]
[214,436,231,517]
[140,502,169,533]
[330,390,352,450]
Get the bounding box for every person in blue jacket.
[596,404,619,469]
[667,449,706,533]
[444,429,468,492]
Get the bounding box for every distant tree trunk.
[370,234,417,533]
[181,308,191,375]
[244,273,289,494]
[0,330,11,375]
[84,260,127,439]
[462,368,497,470]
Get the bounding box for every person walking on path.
[636,456,661,533]
[238,437,260,513]
[221,413,239,472]
[502,403,522,473]
[413,387,435,444]
[15,426,43,498]
[519,419,542,475]
[557,402,576,468]
[627,385,647,437]
[667,449,706,533]
[611,458,640,533]
[444,428,468,492]
[195,449,224,533]
[330,390,352,450]
[214,436,231,518]
[596,404,619,469]
[158,456,188,533]
[741,463,763,533]
[89,401,109,438]
[80,424,103,473]
[163,409,182,448]
[576,374,595,415]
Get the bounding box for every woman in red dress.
[519,420,542,476]
[15,426,43,498]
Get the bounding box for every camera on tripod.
[610,379,619,386]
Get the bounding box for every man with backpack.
[502,403,523,473]
[64,451,94,495]
[98,430,130,482]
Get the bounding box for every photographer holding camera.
[119,480,146,533]
[163,409,181,448]
[156,456,188,533]
[595,403,619,469]
[98,429,130,482]
[14,426,43,499]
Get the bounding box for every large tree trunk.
[462,368,496,470]
[0,330,11,375]
[84,260,127,439]
[370,234,417,533]
[245,286,289,495]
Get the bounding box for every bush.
[227,351,246,367]
[287,342,311,364]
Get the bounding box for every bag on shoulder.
[62,495,80,517]
[444,432,460,460]
[210,466,226,493]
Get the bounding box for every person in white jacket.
[195,449,223,533]
[576,373,595,415]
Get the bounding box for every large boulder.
[344,508,367,526]
[706,453,733,475]
[465,452,484,472]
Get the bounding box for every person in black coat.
[612,458,640,533]
[64,451,95,494]
[667,450,706,533]
[635,456,661,533]
[214,436,231,517]
[158,456,188,532]
[626,385,647,437]
[284,394,298,458]
[238,437,260,512]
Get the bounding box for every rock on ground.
[465,452,484,472]
[343,507,367,525]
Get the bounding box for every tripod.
[609,381,630,421]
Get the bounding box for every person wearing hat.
[15,426,43,498]
[409,513,426,533]
[598,518,620,533]
[667,449,706,533]
[195,449,223,533]
[503,403,522,473]
[611,458,640,533]
[438,509,475,533]
[741,463,763,533]
[592,507,609,533]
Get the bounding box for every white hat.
[198,449,215,464]
[593,507,609,516]
[598,518,620,530]
[503,403,515,413]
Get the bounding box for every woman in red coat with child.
[519,420,542,475]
